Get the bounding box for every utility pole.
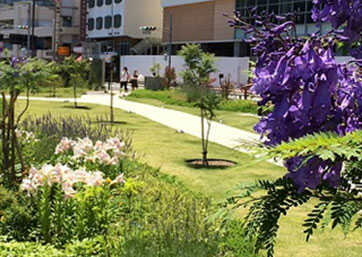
[27,2,31,56]
[31,0,36,57]
[52,5,56,60]
[168,14,173,68]
[52,0,61,61]
[109,1,115,123]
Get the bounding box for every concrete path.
[18,94,278,165]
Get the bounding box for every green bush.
[0,186,37,242]
[128,89,194,107]
[218,99,258,113]
[128,89,260,114]
[65,237,106,257]
[0,241,65,257]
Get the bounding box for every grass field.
[14,99,362,257]
[20,86,88,98]
[126,96,260,133]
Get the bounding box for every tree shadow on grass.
[91,120,127,125]
[62,105,92,110]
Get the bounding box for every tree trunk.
[110,67,114,123]
[1,93,9,173]
[73,81,77,108]
[200,97,208,166]
[9,93,16,182]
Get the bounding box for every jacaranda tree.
[224,1,362,256]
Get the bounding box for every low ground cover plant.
[128,89,259,114]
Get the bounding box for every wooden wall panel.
[163,2,215,42]
[214,0,234,40]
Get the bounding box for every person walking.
[130,70,139,91]
[120,67,130,92]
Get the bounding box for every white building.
[0,0,80,59]
[85,0,163,54]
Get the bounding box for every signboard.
[58,46,70,56]
[73,46,83,54]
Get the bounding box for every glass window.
[295,1,306,13]
[96,17,103,30]
[269,4,279,15]
[296,13,305,24]
[105,16,112,29]
[114,15,122,28]
[105,0,112,5]
[258,0,267,6]
[306,0,314,12]
[88,0,95,8]
[247,0,256,6]
[96,0,103,7]
[281,3,293,14]
[62,16,72,27]
[88,18,94,31]
[115,0,121,3]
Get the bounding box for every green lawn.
[15,100,362,257]
[20,86,88,98]
[126,96,260,133]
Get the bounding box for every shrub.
[128,89,193,107]
[0,186,37,242]
[128,89,260,114]
[162,66,177,89]
[0,241,65,257]
[218,99,258,114]
[65,237,106,257]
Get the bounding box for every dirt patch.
[186,159,236,169]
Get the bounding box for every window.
[62,16,72,27]
[115,0,121,3]
[88,0,95,8]
[105,0,112,5]
[114,14,122,28]
[96,0,103,7]
[258,0,267,6]
[105,16,112,29]
[96,17,103,30]
[88,18,94,31]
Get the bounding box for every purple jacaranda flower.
[226,6,361,192]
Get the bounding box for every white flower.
[111,174,125,185]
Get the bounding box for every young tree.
[162,66,177,89]
[0,57,51,186]
[179,44,220,166]
[223,1,361,256]
[58,56,90,108]
[149,63,161,77]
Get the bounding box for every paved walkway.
[18,94,279,165]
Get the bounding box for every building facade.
[83,0,163,56]
[0,0,81,59]
[162,0,324,57]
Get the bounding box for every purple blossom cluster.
[227,8,361,192]
[312,0,362,42]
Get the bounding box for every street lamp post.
[139,25,157,55]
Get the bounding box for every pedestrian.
[130,70,139,91]
[120,67,130,92]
